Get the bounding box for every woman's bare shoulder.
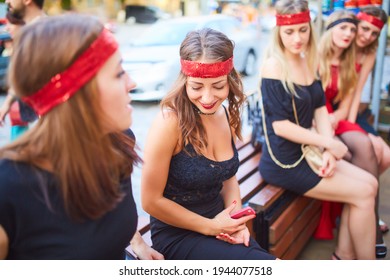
[155,108,179,130]
[260,56,282,80]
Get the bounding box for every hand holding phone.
[230,206,256,219]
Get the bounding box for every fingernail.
[232,200,237,204]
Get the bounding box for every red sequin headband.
[276,10,311,26]
[180,57,234,78]
[357,12,385,30]
[22,28,118,116]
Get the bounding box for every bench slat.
[280,211,321,260]
[248,184,285,212]
[236,152,261,184]
[268,199,321,257]
[237,144,261,165]
[137,216,150,235]
[239,171,265,204]
[268,196,312,244]
[235,135,252,150]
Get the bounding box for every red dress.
[314,64,367,240]
[325,64,366,135]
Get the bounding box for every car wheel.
[243,51,257,77]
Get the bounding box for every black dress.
[259,78,325,195]
[150,108,275,260]
[0,130,138,259]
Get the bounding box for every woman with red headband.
[141,28,276,259]
[0,14,163,260]
[348,6,390,245]
[258,0,376,259]
[317,9,387,259]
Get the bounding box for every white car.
[122,15,260,101]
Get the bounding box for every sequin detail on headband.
[180,57,234,78]
[276,11,311,26]
[357,12,385,30]
[22,28,118,116]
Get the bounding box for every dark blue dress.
[259,78,325,195]
[150,109,276,260]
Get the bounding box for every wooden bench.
[125,136,320,259]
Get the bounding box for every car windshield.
[132,21,198,46]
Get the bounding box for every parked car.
[122,14,260,101]
[125,5,171,24]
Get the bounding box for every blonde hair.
[264,0,318,95]
[1,14,140,220]
[161,28,245,155]
[319,10,357,103]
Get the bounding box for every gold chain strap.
[259,84,305,169]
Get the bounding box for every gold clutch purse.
[301,144,323,175]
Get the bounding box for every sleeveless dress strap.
[221,105,234,142]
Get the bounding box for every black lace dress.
[150,110,275,260]
[259,78,325,194]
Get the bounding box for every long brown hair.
[161,28,245,155]
[318,10,357,103]
[1,14,140,220]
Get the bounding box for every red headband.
[22,28,118,116]
[357,12,385,30]
[276,10,311,26]
[180,57,234,78]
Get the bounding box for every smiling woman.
[122,14,260,102]
[140,27,276,260]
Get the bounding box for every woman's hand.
[216,226,251,246]
[130,232,164,260]
[133,244,165,260]
[326,138,348,160]
[319,150,337,177]
[0,103,10,126]
[211,201,255,236]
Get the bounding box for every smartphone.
[230,206,256,219]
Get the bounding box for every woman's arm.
[348,53,376,123]
[273,108,347,160]
[332,89,354,124]
[0,225,8,259]
[273,117,332,149]
[314,106,348,160]
[218,176,254,246]
[313,106,334,139]
[220,175,242,210]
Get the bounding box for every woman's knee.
[356,176,378,204]
[370,135,384,162]
[350,135,376,161]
